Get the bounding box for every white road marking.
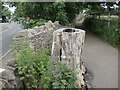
[0,49,11,61]
[0,68,5,72]
[9,29,18,35]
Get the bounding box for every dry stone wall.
[13,21,62,52]
[0,60,17,89]
[0,21,62,89]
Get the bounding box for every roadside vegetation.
[2,1,119,89]
[83,14,120,48]
[12,2,83,29]
[11,37,78,88]
[22,18,46,29]
[1,3,11,22]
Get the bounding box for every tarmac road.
[0,22,22,58]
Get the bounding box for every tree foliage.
[13,2,83,25]
[52,61,77,88]
[83,17,120,48]
[5,2,119,25]
[2,6,11,18]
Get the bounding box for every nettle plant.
[12,37,51,88]
[52,61,78,88]
[11,37,78,88]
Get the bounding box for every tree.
[9,2,84,25]
[1,2,12,22]
[8,2,119,25]
[2,6,11,18]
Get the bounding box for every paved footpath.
[82,31,118,88]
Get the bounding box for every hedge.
[83,17,120,48]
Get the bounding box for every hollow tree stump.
[51,28,85,88]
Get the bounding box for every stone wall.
[0,60,17,89]
[13,20,62,52]
[0,21,62,89]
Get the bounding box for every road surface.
[82,31,118,88]
[0,22,22,58]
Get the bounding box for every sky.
[3,4,16,13]
[9,6,16,13]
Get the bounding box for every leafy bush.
[83,17,120,48]
[53,2,69,25]
[12,37,78,88]
[22,18,46,29]
[12,37,51,88]
[52,61,78,88]
[14,2,81,26]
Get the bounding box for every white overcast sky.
[3,4,16,13]
[9,6,16,13]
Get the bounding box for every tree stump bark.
[51,28,85,88]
